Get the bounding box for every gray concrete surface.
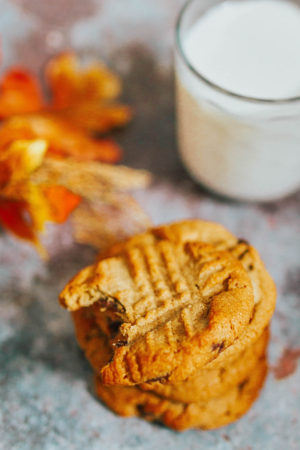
[0,1,299,449]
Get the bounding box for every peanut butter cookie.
[60,220,255,384]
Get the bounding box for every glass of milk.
[175,0,300,201]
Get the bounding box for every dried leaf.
[55,103,132,134]
[0,161,11,188]
[0,180,81,257]
[0,53,149,256]
[41,185,81,223]
[0,140,82,253]
[0,53,131,137]
[0,53,131,163]
[0,196,48,257]
[0,115,122,162]
[72,196,151,250]
[12,182,52,233]
[45,53,132,133]
[46,53,122,108]
[0,139,47,184]
[2,181,55,232]
[31,156,151,250]
[0,197,36,241]
[31,157,151,200]
[0,69,44,118]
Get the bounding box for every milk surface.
[176,0,300,201]
[184,0,300,99]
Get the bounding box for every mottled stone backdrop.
[0,1,300,449]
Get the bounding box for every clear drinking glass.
[175,0,300,201]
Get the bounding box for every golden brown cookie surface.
[95,357,268,431]
[206,240,276,370]
[141,327,269,402]
[72,307,269,403]
[61,220,255,385]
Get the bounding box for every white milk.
[176,0,300,201]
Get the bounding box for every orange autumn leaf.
[47,134,122,162]
[0,53,131,135]
[0,140,48,238]
[41,185,81,223]
[0,138,47,183]
[0,115,122,162]
[0,160,12,188]
[45,53,132,132]
[0,198,36,241]
[0,139,82,254]
[5,180,80,234]
[0,196,48,257]
[0,52,131,165]
[0,52,150,257]
[0,139,151,254]
[2,179,51,235]
[55,102,132,134]
[0,69,44,118]
[45,52,122,108]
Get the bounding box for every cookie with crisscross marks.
[60,220,255,385]
[92,223,276,377]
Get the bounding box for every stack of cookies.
[60,220,276,430]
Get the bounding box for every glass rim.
[175,0,300,105]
